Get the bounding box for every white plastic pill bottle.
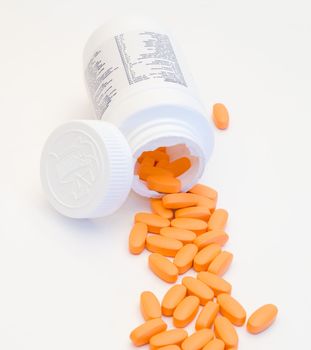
[41,15,214,218]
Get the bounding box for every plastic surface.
[40,120,133,218]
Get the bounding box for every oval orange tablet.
[161,285,187,316]
[173,295,200,328]
[197,271,232,295]
[175,206,211,221]
[193,244,221,271]
[194,231,229,250]
[130,318,167,346]
[158,346,181,350]
[212,103,229,130]
[139,165,174,181]
[160,227,196,244]
[166,157,191,177]
[189,184,218,201]
[182,276,214,305]
[156,159,170,169]
[140,156,156,167]
[247,304,278,334]
[171,218,208,235]
[140,291,161,320]
[195,301,219,330]
[135,212,170,233]
[214,316,238,348]
[129,222,148,254]
[147,175,181,194]
[181,329,214,350]
[151,199,174,219]
[208,251,233,276]
[202,338,225,350]
[207,209,228,231]
[192,194,217,212]
[138,150,169,163]
[146,235,183,257]
[173,244,198,274]
[149,253,179,283]
[217,293,246,326]
[162,193,199,209]
[150,329,188,350]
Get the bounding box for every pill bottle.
[41,15,214,219]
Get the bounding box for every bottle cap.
[40,120,133,218]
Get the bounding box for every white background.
[0,0,310,349]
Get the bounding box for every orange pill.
[173,295,200,328]
[171,218,208,235]
[193,244,221,271]
[147,175,181,194]
[135,212,170,233]
[194,231,229,250]
[207,209,228,231]
[166,157,191,177]
[182,276,214,305]
[151,199,174,219]
[141,156,156,167]
[214,316,238,348]
[146,235,183,257]
[217,293,246,326]
[192,194,217,212]
[130,318,167,346]
[202,338,225,350]
[173,244,198,274]
[140,291,161,320]
[160,227,196,244]
[149,253,179,283]
[189,184,218,201]
[181,329,214,350]
[208,251,233,276]
[197,272,232,296]
[156,159,170,168]
[162,193,199,209]
[150,329,188,350]
[138,150,170,163]
[129,222,148,255]
[247,304,278,334]
[139,165,174,181]
[195,301,219,330]
[158,346,181,350]
[175,206,211,221]
[212,103,229,130]
[162,284,187,316]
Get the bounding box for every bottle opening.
[132,139,205,197]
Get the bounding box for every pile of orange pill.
[136,147,192,193]
[129,146,277,349]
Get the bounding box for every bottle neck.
[125,117,207,197]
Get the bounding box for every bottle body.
[83,15,214,197]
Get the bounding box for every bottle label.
[85,31,187,118]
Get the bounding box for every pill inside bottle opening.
[133,143,203,197]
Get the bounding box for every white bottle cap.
[40,120,133,218]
